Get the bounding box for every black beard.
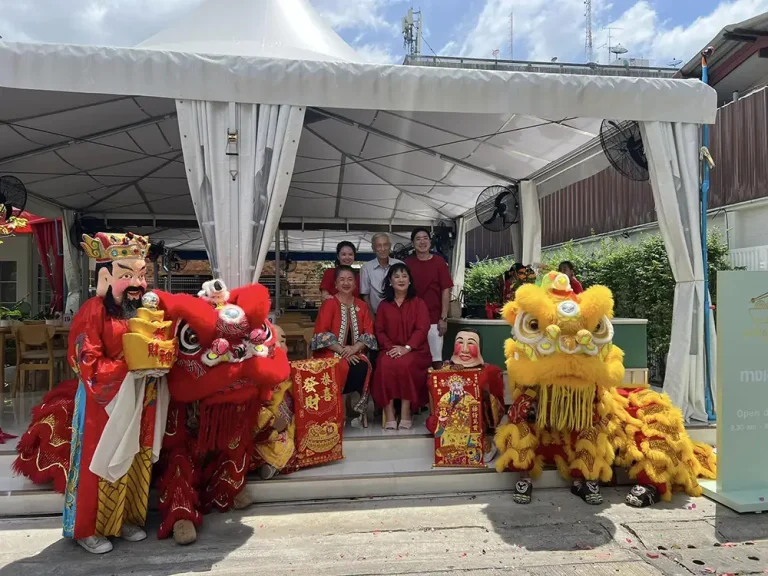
[103,286,145,319]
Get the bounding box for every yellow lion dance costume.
[494,271,716,507]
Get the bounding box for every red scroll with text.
[291,358,344,469]
[427,368,485,468]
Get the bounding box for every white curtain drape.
[176,100,305,289]
[450,216,467,303]
[60,209,82,313]
[640,121,714,422]
[520,180,542,266]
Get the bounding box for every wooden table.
[0,325,71,388]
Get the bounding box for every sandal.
[571,480,603,505]
[625,484,659,508]
[384,421,398,430]
[398,420,413,430]
[512,479,533,504]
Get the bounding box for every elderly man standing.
[360,233,402,317]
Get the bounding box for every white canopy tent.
[0,0,717,421]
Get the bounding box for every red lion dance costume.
[14,259,288,548]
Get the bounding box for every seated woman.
[502,263,526,302]
[311,265,377,427]
[320,241,361,300]
[373,263,432,430]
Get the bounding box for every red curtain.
[31,220,64,313]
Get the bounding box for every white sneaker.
[77,536,113,554]
[120,524,147,542]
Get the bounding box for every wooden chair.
[12,324,67,397]
[278,322,315,360]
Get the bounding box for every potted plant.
[0,307,23,327]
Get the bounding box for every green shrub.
[464,257,515,304]
[544,231,734,377]
[463,231,734,381]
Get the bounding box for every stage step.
[0,433,574,518]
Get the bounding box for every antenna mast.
[584,0,593,63]
[509,12,514,59]
[402,8,423,57]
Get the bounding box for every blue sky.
[313,0,768,66]
[2,0,768,68]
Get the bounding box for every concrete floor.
[1,487,767,575]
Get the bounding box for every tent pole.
[700,50,716,422]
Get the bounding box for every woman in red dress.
[320,241,360,300]
[312,266,377,427]
[373,263,432,430]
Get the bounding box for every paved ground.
[1,488,767,575]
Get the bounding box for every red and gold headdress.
[81,232,150,263]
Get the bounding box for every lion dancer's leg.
[200,425,252,514]
[612,389,717,508]
[156,404,202,545]
[494,389,542,504]
[567,423,615,506]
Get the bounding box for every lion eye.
[528,318,539,331]
[176,321,202,355]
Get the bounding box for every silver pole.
[274,229,281,318]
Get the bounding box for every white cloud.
[0,0,402,48]
[448,0,768,66]
[313,0,400,34]
[354,43,399,63]
[606,0,768,66]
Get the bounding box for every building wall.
[540,86,768,249]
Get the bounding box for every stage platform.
[0,389,717,518]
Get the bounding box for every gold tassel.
[536,383,596,432]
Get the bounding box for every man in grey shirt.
[360,233,402,316]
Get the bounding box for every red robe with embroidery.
[311,296,376,412]
[64,296,157,539]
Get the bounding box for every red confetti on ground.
[373,530,381,536]
[460,553,468,558]
[646,553,660,559]
[259,524,264,528]
[691,503,697,509]
[722,543,737,547]
[626,538,632,543]
[595,553,612,559]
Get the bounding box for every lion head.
[502,271,625,392]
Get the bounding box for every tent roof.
[0,1,717,253]
[138,0,360,63]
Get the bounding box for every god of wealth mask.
[451,330,484,368]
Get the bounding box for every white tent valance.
[0,42,716,124]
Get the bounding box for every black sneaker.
[625,484,659,508]
[512,479,533,504]
[571,480,603,505]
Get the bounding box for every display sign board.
[701,271,768,512]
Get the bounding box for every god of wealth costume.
[154,282,289,545]
[14,232,174,555]
[495,271,716,507]
[250,325,297,480]
[427,329,505,463]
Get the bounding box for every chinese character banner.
[292,358,344,469]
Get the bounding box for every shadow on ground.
[0,510,254,576]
